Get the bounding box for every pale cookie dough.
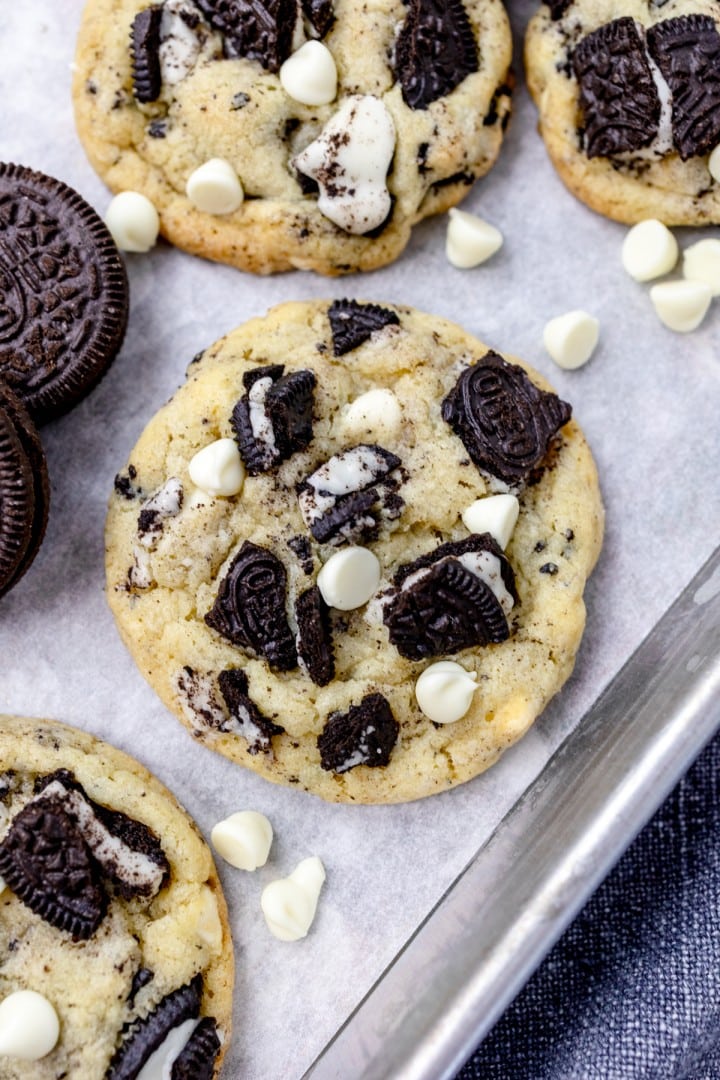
[525,0,720,225]
[105,300,604,804]
[0,715,233,1079]
[72,0,512,275]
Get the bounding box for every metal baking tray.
[307,545,720,1078]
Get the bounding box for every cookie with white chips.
[72,0,512,274]
[104,300,604,804]
[0,715,233,1078]
[525,0,720,224]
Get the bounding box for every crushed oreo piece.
[231,364,316,475]
[147,119,168,138]
[383,534,518,661]
[217,668,284,754]
[106,976,204,1080]
[230,90,250,109]
[172,1016,222,1080]
[540,562,559,575]
[441,352,572,491]
[546,0,573,18]
[318,693,399,773]
[175,666,228,732]
[296,586,335,686]
[137,477,184,547]
[131,5,164,103]
[297,444,404,546]
[195,0,296,71]
[205,541,297,670]
[114,464,140,500]
[0,797,106,939]
[328,299,400,357]
[646,15,720,160]
[302,0,334,37]
[128,967,154,1006]
[394,0,478,109]
[288,534,314,575]
[572,18,660,158]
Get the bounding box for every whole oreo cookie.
[0,163,129,422]
[0,380,49,598]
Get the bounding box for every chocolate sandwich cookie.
[0,163,129,422]
[72,0,513,275]
[525,0,720,225]
[0,380,49,598]
[0,715,233,1079]
[104,300,604,804]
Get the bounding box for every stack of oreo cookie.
[0,162,129,597]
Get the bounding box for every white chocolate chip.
[104,191,160,253]
[461,494,519,550]
[445,208,503,269]
[340,389,402,440]
[195,886,223,951]
[211,811,273,871]
[317,546,380,610]
[188,438,245,497]
[0,990,60,1061]
[186,159,244,215]
[683,239,720,297]
[293,95,395,235]
[280,40,337,106]
[621,219,678,282]
[543,310,599,370]
[649,280,712,332]
[415,661,478,725]
[261,856,326,941]
[0,875,5,896]
[708,144,720,183]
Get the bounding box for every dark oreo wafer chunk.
[646,15,720,161]
[218,667,285,754]
[394,0,478,110]
[328,299,400,357]
[0,163,129,423]
[545,0,573,20]
[205,540,298,670]
[296,585,335,686]
[195,0,297,71]
[301,0,335,38]
[171,1016,222,1080]
[572,18,660,158]
[130,5,163,103]
[0,380,49,598]
[318,693,399,773]
[442,351,571,491]
[231,364,316,475]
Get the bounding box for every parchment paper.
[1,3,719,1077]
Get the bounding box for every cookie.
[72,0,512,275]
[0,163,129,423]
[0,715,233,1078]
[524,0,720,225]
[0,381,50,598]
[104,300,604,804]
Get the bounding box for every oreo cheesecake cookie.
[0,715,233,1078]
[0,381,50,599]
[72,0,512,275]
[525,0,720,224]
[0,163,129,423]
[104,300,604,804]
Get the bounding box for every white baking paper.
[1,3,719,1077]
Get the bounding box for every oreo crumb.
[394,0,478,109]
[540,562,559,575]
[328,299,400,356]
[318,693,399,773]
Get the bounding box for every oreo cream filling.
[136,1017,200,1080]
[159,0,205,85]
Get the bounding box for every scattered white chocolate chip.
[543,310,599,370]
[415,661,478,725]
[0,990,60,1061]
[340,389,402,440]
[683,238,720,297]
[104,191,160,253]
[261,856,326,941]
[186,159,244,215]
[317,546,381,610]
[708,144,720,184]
[461,494,519,550]
[445,208,503,269]
[621,219,678,282]
[280,40,337,106]
[649,280,712,332]
[195,886,223,951]
[293,95,395,235]
[211,811,273,871]
[188,438,245,497]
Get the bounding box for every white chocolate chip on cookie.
[415,661,478,724]
[186,159,244,216]
[462,494,519,550]
[708,145,720,184]
[0,990,60,1061]
[339,389,402,441]
[621,220,678,282]
[280,40,337,106]
[543,311,599,370]
[317,547,381,611]
[445,208,503,269]
[188,438,245,498]
[261,856,326,941]
[650,280,712,332]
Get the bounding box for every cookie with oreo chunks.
[0,380,50,598]
[0,163,129,422]
[525,0,720,225]
[72,0,512,274]
[104,301,603,804]
[0,715,232,1080]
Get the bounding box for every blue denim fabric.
[457,732,720,1079]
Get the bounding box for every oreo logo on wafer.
[0,162,129,424]
[0,380,49,598]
